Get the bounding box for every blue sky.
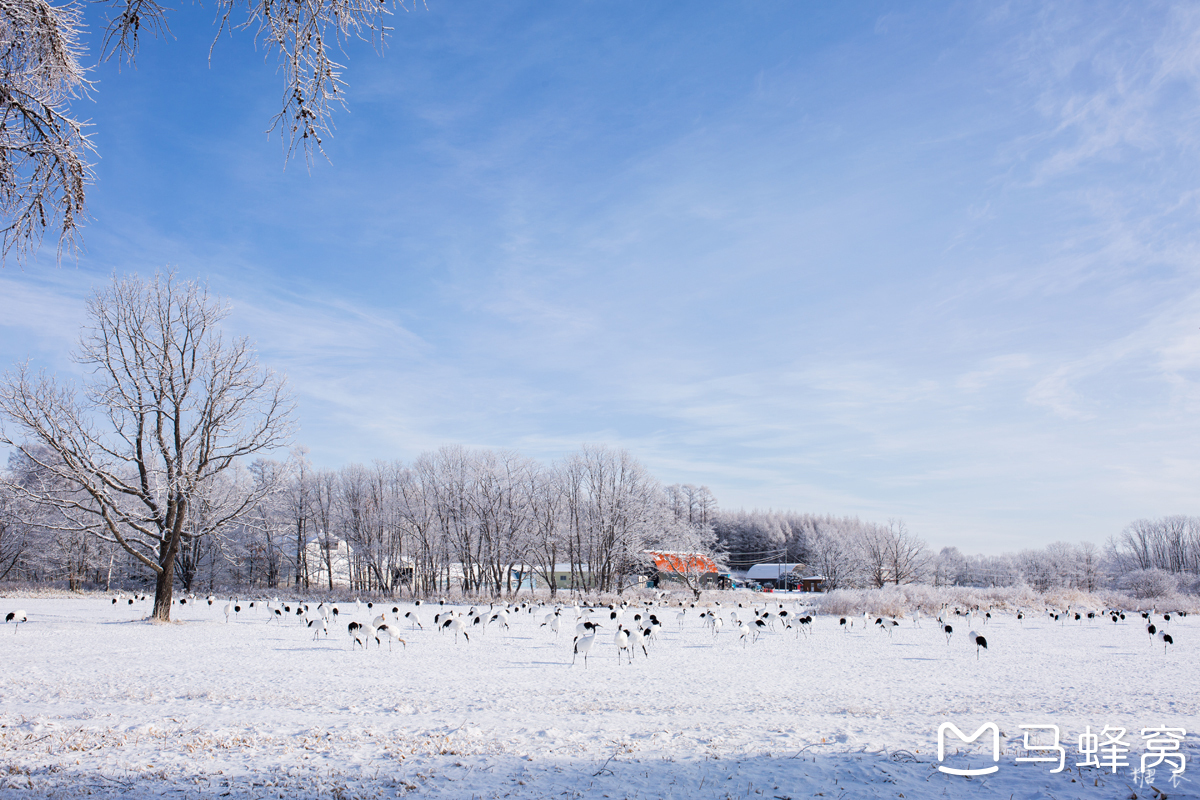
[4,1,1200,553]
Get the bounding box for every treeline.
[0,445,717,597]
[3,440,1198,598]
[711,512,928,590]
[712,510,1200,596]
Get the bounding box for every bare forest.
[4,442,1198,602]
[0,443,722,598]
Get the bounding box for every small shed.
[745,563,806,590]
[799,575,827,593]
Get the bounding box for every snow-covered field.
[1,595,1196,799]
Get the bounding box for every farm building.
[511,564,597,591]
[744,563,827,591]
[644,551,730,590]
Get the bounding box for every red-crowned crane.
[614,626,632,665]
[630,625,650,657]
[5,610,26,632]
[375,623,407,651]
[441,614,469,643]
[573,630,596,667]
[969,630,987,659]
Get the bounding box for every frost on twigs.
[224,0,416,167]
[1,0,418,265]
[0,0,96,265]
[99,0,416,167]
[217,0,412,167]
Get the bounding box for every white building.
[305,538,354,589]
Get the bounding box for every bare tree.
[1018,547,1055,591]
[243,459,292,589]
[853,519,927,587]
[1077,541,1101,591]
[651,485,723,599]
[932,546,964,587]
[565,445,659,594]
[395,461,440,595]
[285,446,313,590]
[1113,516,1200,576]
[882,519,929,586]
[0,272,293,620]
[858,522,890,588]
[0,478,30,580]
[526,462,565,598]
[310,467,340,591]
[804,518,859,591]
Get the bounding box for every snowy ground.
[1,595,1196,799]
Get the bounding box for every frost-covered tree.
[855,520,928,587]
[559,445,660,594]
[0,476,30,580]
[0,0,93,263]
[804,518,860,590]
[1118,568,1180,599]
[0,272,294,619]
[1111,517,1200,576]
[932,546,965,586]
[283,446,314,589]
[525,461,567,598]
[882,519,929,586]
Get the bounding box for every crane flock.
[2,595,1188,667]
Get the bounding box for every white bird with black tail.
[5,609,26,632]
[573,630,596,667]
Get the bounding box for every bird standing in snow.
[573,630,596,667]
[614,626,632,664]
[969,630,987,659]
[441,614,469,643]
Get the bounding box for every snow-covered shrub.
[814,589,860,616]
[1117,569,1179,599]
[807,583,1200,616]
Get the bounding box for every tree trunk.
[153,558,174,621]
[294,513,305,588]
[152,499,187,622]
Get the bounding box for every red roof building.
[646,551,720,575]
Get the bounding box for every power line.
[720,547,791,557]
